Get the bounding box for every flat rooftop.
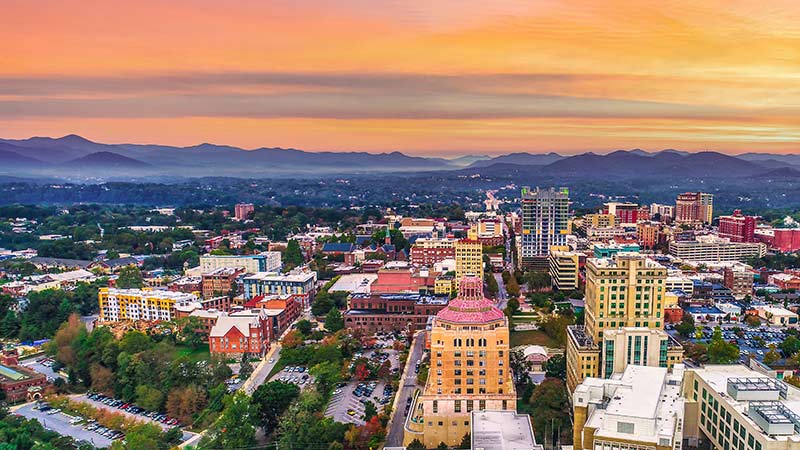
[470,410,542,450]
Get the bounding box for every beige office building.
[549,251,580,291]
[455,239,483,281]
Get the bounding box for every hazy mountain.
[447,154,492,167]
[63,151,153,170]
[737,152,800,166]
[0,145,50,169]
[467,152,564,168]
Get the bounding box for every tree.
[206,392,257,448]
[407,439,426,450]
[90,363,115,394]
[485,272,499,295]
[364,400,377,421]
[252,381,300,433]
[506,275,521,298]
[544,354,566,379]
[779,335,800,358]
[355,363,371,381]
[745,314,761,327]
[764,345,781,365]
[675,313,696,337]
[325,307,344,332]
[116,265,144,289]
[437,442,449,450]
[510,348,533,384]
[282,329,304,348]
[135,385,164,411]
[166,385,208,425]
[284,239,304,269]
[505,297,520,317]
[528,378,570,443]
[707,326,740,364]
[296,319,313,336]
[459,433,471,449]
[239,353,254,380]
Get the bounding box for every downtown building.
[719,209,757,243]
[98,288,198,322]
[404,277,518,448]
[455,239,483,281]
[566,253,683,392]
[675,192,714,225]
[520,187,570,270]
[199,252,281,273]
[669,235,767,263]
[234,203,254,221]
[410,238,456,267]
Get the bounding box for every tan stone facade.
[404,277,517,448]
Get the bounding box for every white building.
[199,252,281,273]
[572,365,685,450]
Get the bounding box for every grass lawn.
[175,345,211,362]
[510,329,560,348]
[511,315,539,324]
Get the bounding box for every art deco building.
[404,277,518,448]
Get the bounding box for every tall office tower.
[675,192,713,224]
[520,186,570,270]
[718,209,756,242]
[565,254,683,392]
[454,239,483,281]
[404,277,518,448]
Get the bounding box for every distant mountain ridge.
[0,134,797,180]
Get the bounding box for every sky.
[2,0,800,156]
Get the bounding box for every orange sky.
[2,0,800,155]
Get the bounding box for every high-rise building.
[573,365,685,450]
[566,254,683,391]
[455,239,483,281]
[234,203,254,221]
[718,209,756,242]
[404,277,517,448]
[520,187,570,269]
[548,251,580,291]
[675,192,713,224]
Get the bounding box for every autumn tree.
[166,385,208,425]
[90,363,115,394]
[282,329,304,348]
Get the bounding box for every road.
[494,272,509,310]
[384,331,426,447]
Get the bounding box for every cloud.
[0,71,772,121]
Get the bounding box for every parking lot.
[324,380,392,426]
[21,357,66,382]
[671,324,788,360]
[13,402,113,448]
[269,365,316,389]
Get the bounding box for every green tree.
[116,265,144,289]
[485,272,499,295]
[675,313,696,337]
[707,326,740,364]
[364,400,377,421]
[252,381,300,434]
[296,319,313,335]
[284,239,304,269]
[459,433,471,449]
[528,378,570,443]
[544,354,566,379]
[764,345,781,365]
[325,307,344,332]
[780,335,800,358]
[135,385,165,411]
[239,353,254,380]
[407,439,426,450]
[437,442,449,450]
[205,392,257,448]
[505,297,520,317]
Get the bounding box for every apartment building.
[583,213,616,229]
[410,238,456,267]
[98,288,198,322]
[201,267,244,299]
[242,270,316,299]
[675,192,713,224]
[719,210,757,243]
[637,221,660,250]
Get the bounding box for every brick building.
[202,267,244,299]
[344,293,448,333]
[0,353,47,403]
[718,210,756,242]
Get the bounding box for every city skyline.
[3,0,800,155]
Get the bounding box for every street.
[384,331,426,447]
[495,272,509,310]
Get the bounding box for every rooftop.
[470,411,542,450]
[244,271,316,282]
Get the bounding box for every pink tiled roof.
[436,298,505,324]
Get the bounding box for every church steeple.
[384,226,392,245]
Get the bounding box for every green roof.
[0,364,27,381]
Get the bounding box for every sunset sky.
[2,0,800,156]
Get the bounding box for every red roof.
[435,276,505,324]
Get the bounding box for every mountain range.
[0,134,797,181]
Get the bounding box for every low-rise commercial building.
[669,236,766,262]
[0,353,47,403]
[344,293,448,333]
[201,267,244,299]
[200,252,281,273]
[573,365,685,450]
[242,270,316,299]
[470,411,541,450]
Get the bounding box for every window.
[454,401,461,413]
[433,400,438,413]
[617,422,635,434]
[479,400,486,410]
